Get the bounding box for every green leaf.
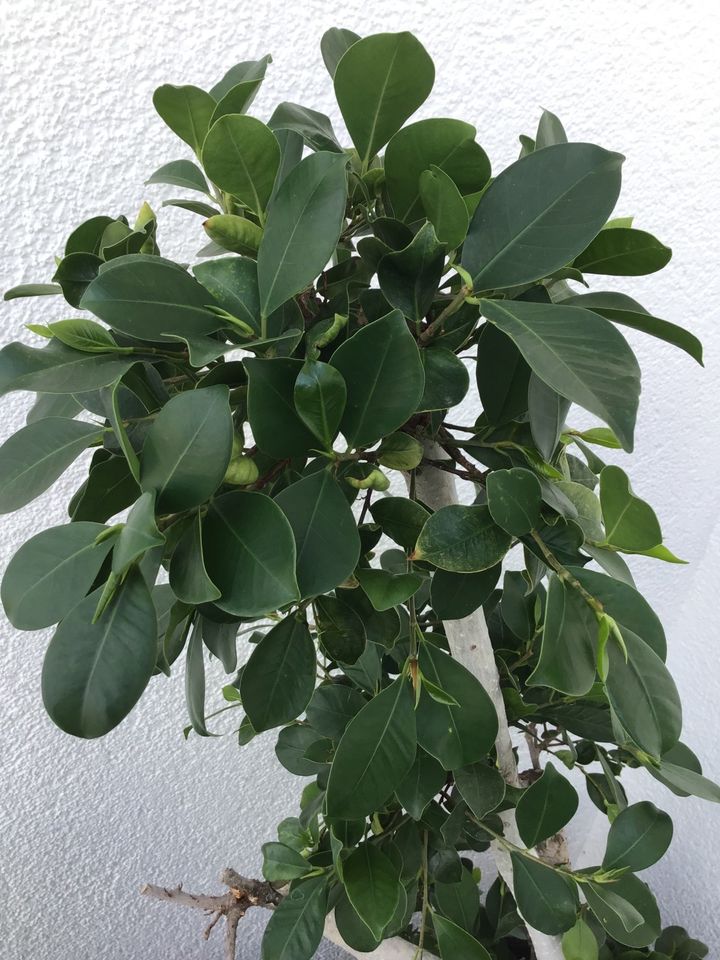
[240,615,316,732]
[203,491,299,617]
[516,762,579,847]
[261,875,329,960]
[246,357,318,459]
[602,801,673,872]
[645,759,720,803]
[0,418,102,514]
[268,102,342,153]
[1,521,114,630]
[419,165,470,249]
[343,842,402,940]
[356,568,423,611]
[528,373,570,460]
[203,214,262,256]
[384,118,490,223]
[510,853,578,935]
[169,511,221,604]
[330,310,425,448]
[431,564,501,620]
[583,874,661,948]
[305,682,366,740]
[481,298,640,452]
[293,360,346,448]
[4,282,62,300]
[210,56,271,101]
[535,109,568,149]
[314,595,366,664]
[70,454,139,523]
[42,568,157,738]
[486,467,543,537]
[193,256,261,333]
[377,433,423,471]
[201,115,280,215]
[45,319,120,354]
[574,228,671,276]
[377,223,445,323]
[414,504,512,573]
[554,480,604,541]
[321,27,361,76]
[476,321,530,424]
[370,497,430,550]
[0,340,133,396]
[53,252,103,307]
[112,492,165,574]
[326,676,416,819]
[81,255,223,343]
[529,575,598,697]
[463,143,623,290]
[275,470,361,599]
[201,618,237,673]
[261,842,313,883]
[605,628,682,757]
[334,31,434,169]
[146,159,210,193]
[416,641,498,768]
[418,347,470,412]
[185,620,213,737]
[432,912,492,960]
[433,868,481,932]
[210,77,267,123]
[599,465,662,551]
[561,291,702,365]
[396,748,446,819]
[257,151,348,318]
[140,386,233,512]
[152,84,216,154]
[454,762,506,820]
[562,919,599,960]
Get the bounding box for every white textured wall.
[1,1,719,957]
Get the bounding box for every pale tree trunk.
[409,443,566,960]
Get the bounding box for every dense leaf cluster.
[1,27,714,960]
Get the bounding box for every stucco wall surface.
[0,1,718,957]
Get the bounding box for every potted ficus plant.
[1,25,716,960]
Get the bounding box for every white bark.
[410,444,566,960]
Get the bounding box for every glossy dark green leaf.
[202,115,280,215]
[528,373,570,460]
[396,747,446,819]
[385,118,491,222]
[481,299,640,452]
[268,102,342,153]
[331,311,425,448]
[112,492,165,573]
[433,867,480,932]
[356,568,423,612]
[0,340,133,397]
[562,291,702,365]
[53,252,103,307]
[419,165,470,249]
[431,564,501,620]
[516,762,579,847]
[510,853,578,935]
[418,347,470,412]
[343,842,402,939]
[193,256,261,333]
[370,497,430,550]
[334,32,434,169]
[257,151,348,318]
[432,912,492,960]
[152,84,216,153]
[326,676,416,819]
[529,576,598,696]
[275,470,361,598]
[201,617,237,673]
[42,569,157,738]
[584,874,661,948]
[377,223,445,323]
[169,510,221,604]
[337,585,401,649]
[463,143,623,291]
[486,468,543,537]
[305,683,366,741]
[203,492,299,617]
[261,875,329,960]
[140,386,233,512]
[1,521,113,630]
[415,504,512,573]
[70,454,140,523]
[574,228,671,276]
[314,594,366,664]
[0,418,102,514]
[602,801,673,872]
[81,255,223,342]
[605,628,682,757]
[293,360,347,449]
[416,642,498,768]
[146,159,210,193]
[476,322,531,424]
[599,465,662,551]
[275,724,326,776]
[261,842,313,883]
[241,615,316,732]
[453,762,504,823]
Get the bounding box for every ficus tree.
[1,26,715,960]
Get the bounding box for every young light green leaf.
[562,919,599,960]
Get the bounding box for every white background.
[1,1,719,957]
